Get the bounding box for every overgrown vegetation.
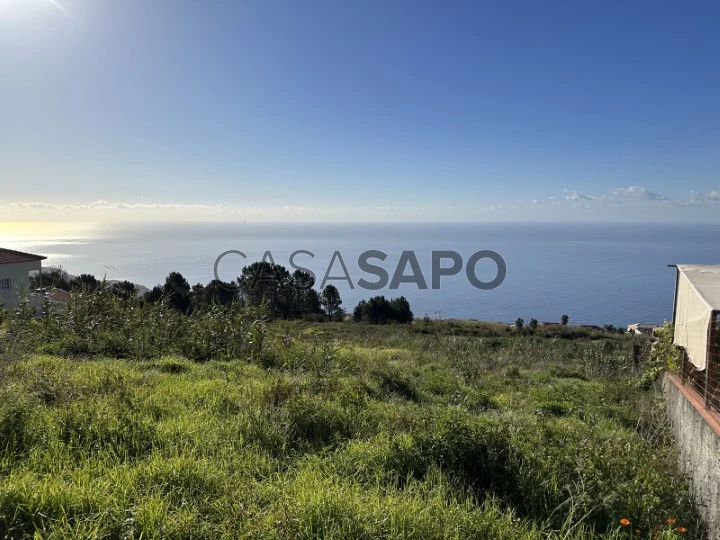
[0,291,700,538]
[641,322,683,388]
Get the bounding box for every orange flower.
[634,530,641,534]
[665,517,677,525]
[677,526,687,533]
[620,518,631,526]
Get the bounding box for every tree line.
[33,262,413,324]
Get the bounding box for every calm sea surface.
[4,222,720,326]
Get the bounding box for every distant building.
[579,324,603,331]
[627,322,660,335]
[27,287,72,315]
[0,247,46,308]
[537,321,562,328]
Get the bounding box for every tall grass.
[1,290,267,363]
[0,291,701,538]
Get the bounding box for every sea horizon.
[3,220,719,327]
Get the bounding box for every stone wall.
[664,374,720,539]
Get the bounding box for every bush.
[353,295,414,324]
[641,322,683,387]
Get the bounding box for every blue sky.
[1,0,719,221]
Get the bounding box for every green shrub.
[641,322,683,387]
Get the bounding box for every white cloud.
[7,200,316,213]
[611,186,668,201]
[10,202,66,210]
[690,189,720,203]
[555,185,671,206]
[1,200,430,222]
[491,184,685,215]
[565,190,595,201]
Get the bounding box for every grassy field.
[0,309,700,538]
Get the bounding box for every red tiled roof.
[0,247,47,265]
[46,288,71,303]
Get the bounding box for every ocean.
[3,222,719,326]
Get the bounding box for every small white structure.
[672,265,720,371]
[627,322,659,335]
[0,247,46,308]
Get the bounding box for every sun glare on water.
[0,222,97,244]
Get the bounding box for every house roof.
[45,288,71,303]
[0,247,47,265]
[676,265,720,310]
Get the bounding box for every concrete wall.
[0,260,42,308]
[665,374,720,539]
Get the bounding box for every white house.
[0,247,47,308]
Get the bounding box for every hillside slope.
[0,321,698,538]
